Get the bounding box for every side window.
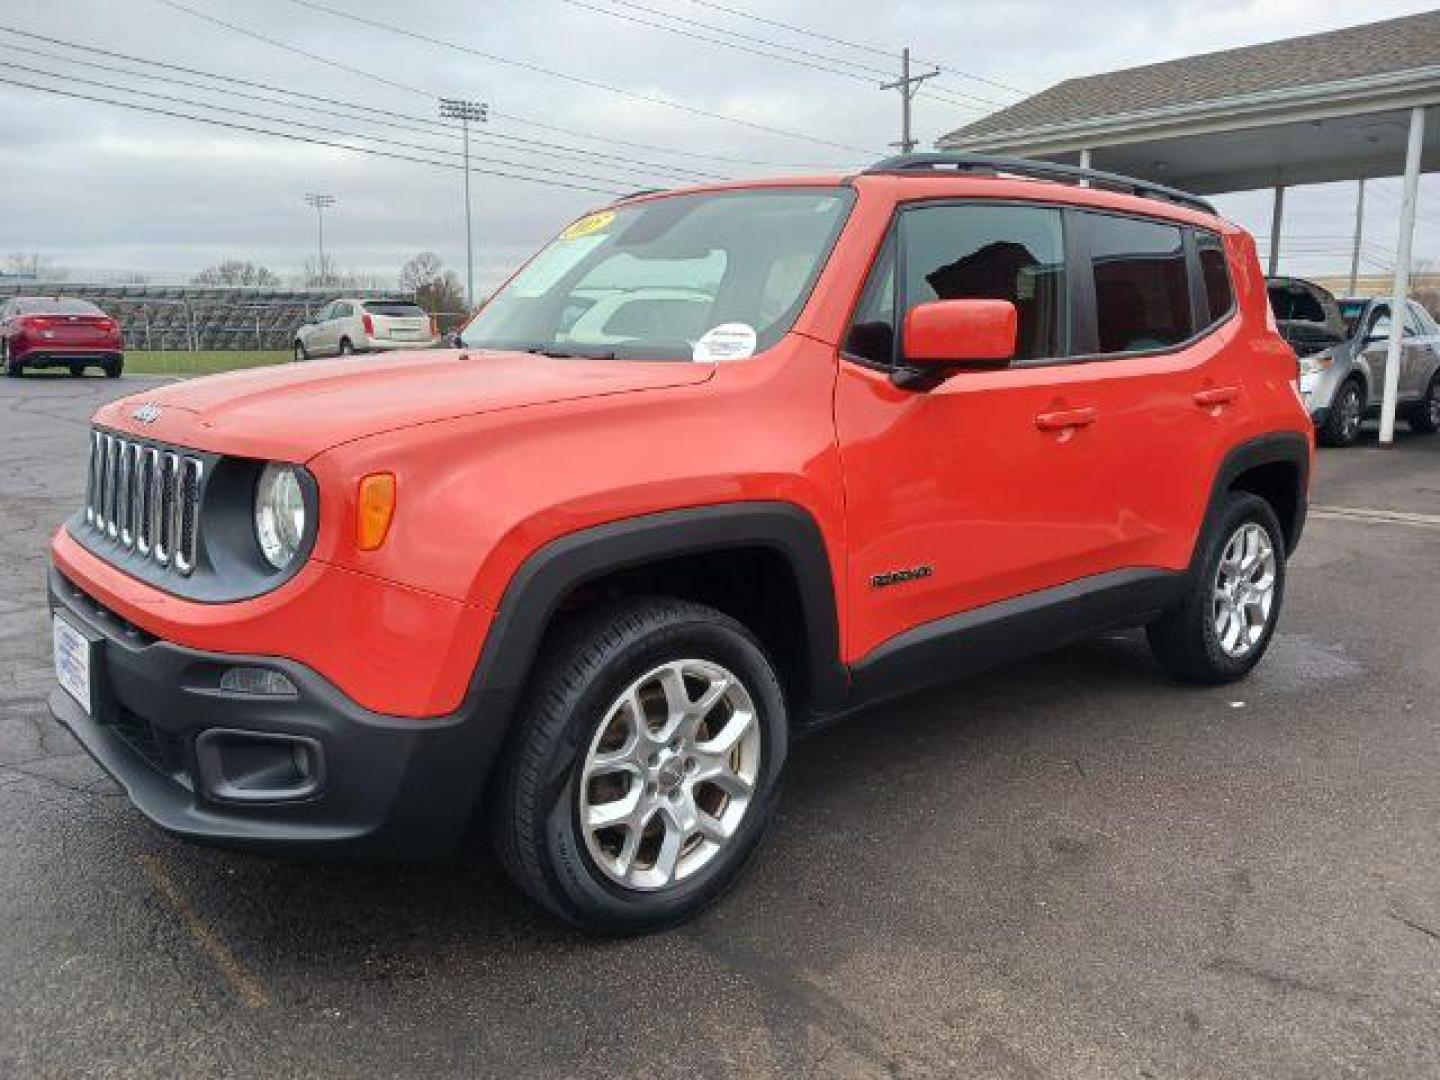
[333,302,352,319]
[1195,230,1234,326]
[1404,304,1425,338]
[842,232,896,367]
[1084,213,1192,354]
[900,204,1067,362]
[1368,306,1391,343]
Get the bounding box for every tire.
[2,342,19,378]
[1318,377,1365,447]
[69,364,84,377]
[1147,492,1286,684]
[492,596,789,934]
[338,338,354,356]
[293,340,309,362]
[1408,372,1440,434]
[103,358,123,379]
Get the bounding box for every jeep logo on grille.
[131,403,162,425]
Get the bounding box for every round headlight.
[254,463,307,570]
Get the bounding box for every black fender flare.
[1197,431,1311,561]
[464,501,849,732]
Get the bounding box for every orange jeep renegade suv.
[48,155,1312,932]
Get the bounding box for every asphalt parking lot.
[2,373,1439,1079]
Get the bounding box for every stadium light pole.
[438,98,488,310]
[303,193,336,287]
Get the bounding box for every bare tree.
[399,252,465,314]
[4,252,68,281]
[192,260,280,287]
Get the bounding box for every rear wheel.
[2,341,19,377]
[1147,492,1286,684]
[69,364,84,377]
[338,338,354,356]
[1318,377,1364,447]
[492,597,788,933]
[1408,372,1440,434]
[103,357,122,379]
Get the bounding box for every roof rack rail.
[615,187,667,202]
[862,153,1216,215]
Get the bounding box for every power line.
[0,35,723,183]
[0,73,628,196]
[117,7,855,169]
[579,0,1009,111]
[0,59,659,191]
[678,0,1027,96]
[187,0,878,155]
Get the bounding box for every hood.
[94,349,716,460]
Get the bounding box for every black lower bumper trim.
[46,566,505,859]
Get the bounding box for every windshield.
[459,187,853,361]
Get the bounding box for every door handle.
[1034,406,1097,431]
[1193,386,1240,408]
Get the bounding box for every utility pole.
[303,193,335,286]
[880,47,939,155]
[1348,177,1366,295]
[438,98,489,310]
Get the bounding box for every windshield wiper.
[524,346,619,360]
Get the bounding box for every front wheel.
[1409,372,1440,434]
[1318,378,1364,447]
[1147,492,1286,684]
[293,339,309,362]
[2,342,19,377]
[492,597,788,934]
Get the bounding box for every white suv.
[293,299,438,360]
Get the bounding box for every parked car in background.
[50,156,1312,932]
[1,297,123,378]
[293,298,437,360]
[1267,277,1440,446]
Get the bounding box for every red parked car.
[2,296,124,377]
[47,155,1311,932]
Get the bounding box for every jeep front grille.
[84,430,203,575]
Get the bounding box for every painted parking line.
[136,853,269,1009]
[1309,505,1440,530]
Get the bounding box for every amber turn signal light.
[356,473,396,551]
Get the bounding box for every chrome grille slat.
[83,429,203,577]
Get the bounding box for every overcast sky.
[1,0,1436,291]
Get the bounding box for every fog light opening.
[195,729,325,803]
[218,666,298,698]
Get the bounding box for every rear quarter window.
[1195,230,1234,327]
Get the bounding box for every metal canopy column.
[1267,185,1285,276]
[1379,106,1427,446]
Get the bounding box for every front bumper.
[361,337,439,352]
[47,566,506,858]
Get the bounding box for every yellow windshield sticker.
[560,210,614,241]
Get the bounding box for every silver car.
[1268,277,1440,447]
[293,298,438,360]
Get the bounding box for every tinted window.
[12,297,102,315]
[1267,285,1326,324]
[842,233,896,367]
[1404,304,1426,337]
[901,204,1066,362]
[1195,230,1233,325]
[363,302,427,317]
[1085,214,1191,353]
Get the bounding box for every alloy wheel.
[1338,385,1362,441]
[1211,523,1278,659]
[578,659,762,891]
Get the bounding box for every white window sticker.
[692,323,757,362]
